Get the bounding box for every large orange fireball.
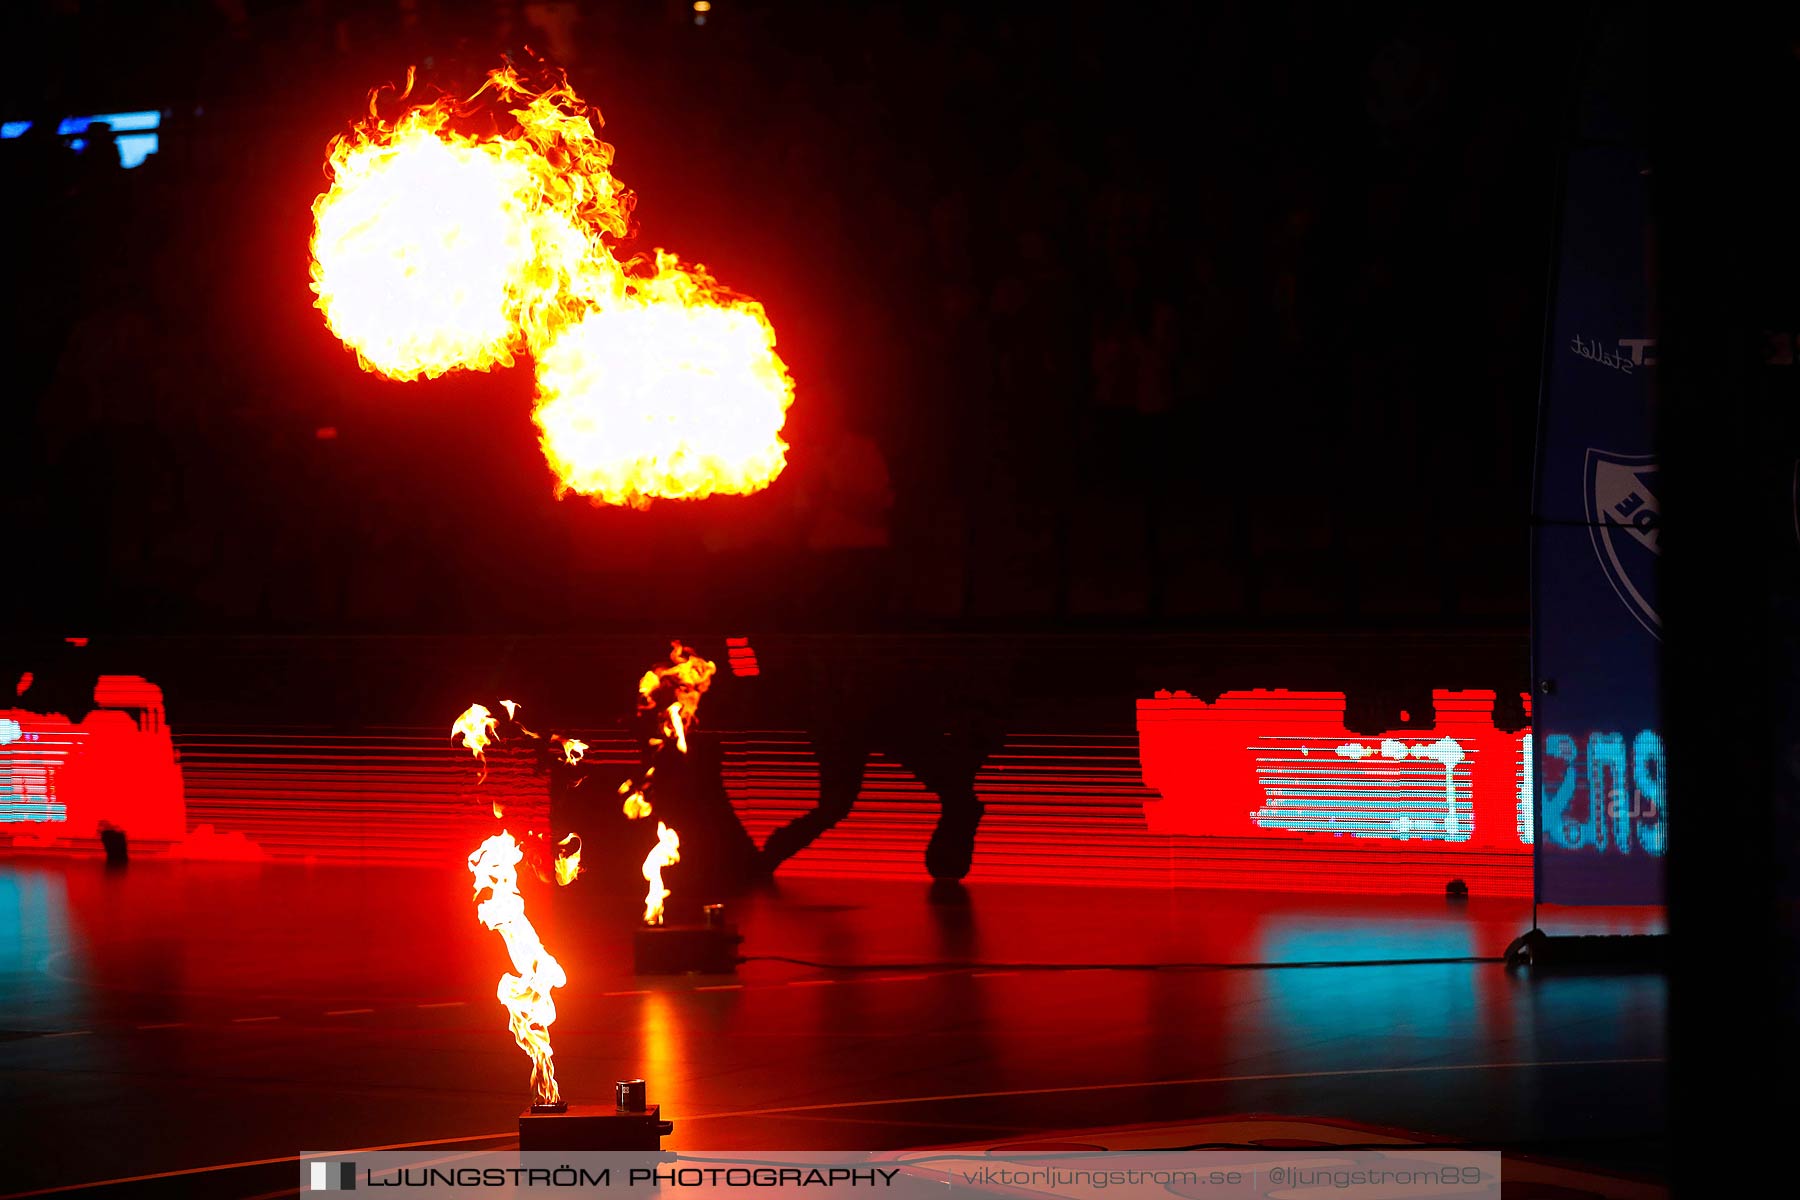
[310,64,793,505]
[534,257,793,507]
[310,124,567,380]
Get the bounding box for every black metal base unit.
[633,923,742,975]
[518,1103,673,1152]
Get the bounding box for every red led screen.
[5,678,1531,895]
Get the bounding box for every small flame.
[469,831,567,1106]
[560,737,587,766]
[501,699,519,719]
[617,643,713,818]
[642,822,680,926]
[554,833,583,886]
[452,703,498,780]
[619,770,654,819]
[638,641,714,742]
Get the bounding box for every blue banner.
[1530,19,1665,905]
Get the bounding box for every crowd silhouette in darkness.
[3,1,1564,637]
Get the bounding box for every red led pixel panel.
[1138,690,1532,850]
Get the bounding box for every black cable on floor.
[740,954,1506,973]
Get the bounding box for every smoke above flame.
[310,64,793,507]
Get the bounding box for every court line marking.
[0,1133,516,1200]
[695,984,743,992]
[971,971,1020,978]
[324,1008,373,1016]
[766,1112,1037,1133]
[869,974,930,983]
[600,990,649,997]
[416,1001,466,1009]
[40,1031,90,1039]
[786,979,839,987]
[684,1057,1668,1121]
[231,1016,280,1024]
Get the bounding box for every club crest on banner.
[1585,448,1660,639]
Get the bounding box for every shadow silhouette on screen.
[753,648,1005,882]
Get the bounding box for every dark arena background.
[2,3,1796,1198]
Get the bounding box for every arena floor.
[0,858,1667,1197]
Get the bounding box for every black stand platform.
[518,1103,673,1152]
[633,922,742,975]
[1505,928,1669,970]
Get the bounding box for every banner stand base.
[1504,927,1669,970]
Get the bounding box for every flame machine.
[634,901,744,976]
[451,642,722,1123]
[518,1078,675,1153]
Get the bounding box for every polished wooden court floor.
[0,858,1667,1197]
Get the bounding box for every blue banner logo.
[1585,448,1661,639]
